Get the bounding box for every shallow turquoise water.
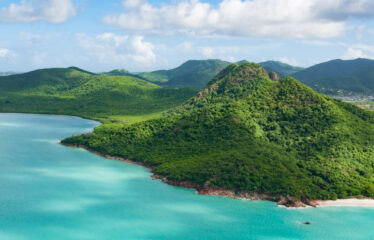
[1,113,374,240]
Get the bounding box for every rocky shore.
[151,174,318,207]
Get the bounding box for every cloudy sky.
[1,0,374,72]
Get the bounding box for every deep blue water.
[1,113,374,240]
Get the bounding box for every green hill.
[100,68,149,81]
[259,61,304,76]
[292,58,374,95]
[0,67,197,121]
[63,63,374,205]
[138,59,231,89]
[102,68,130,75]
[237,60,303,76]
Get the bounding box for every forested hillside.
[259,61,304,76]
[63,63,374,204]
[292,58,374,95]
[138,59,231,89]
[0,67,197,122]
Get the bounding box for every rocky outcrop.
[152,174,317,208]
[269,71,280,81]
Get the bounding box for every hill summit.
[63,63,374,206]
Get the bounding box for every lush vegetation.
[0,67,197,122]
[137,59,303,89]
[101,68,130,75]
[138,59,231,89]
[259,61,304,77]
[100,68,150,81]
[293,58,374,95]
[63,63,374,200]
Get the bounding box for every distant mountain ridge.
[6,57,374,96]
[135,59,302,89]
[100,68,150,81]
[259,61,304,77]
[138,59,231,89]
[292,58,374,95]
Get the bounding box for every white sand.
[317,198,374,207]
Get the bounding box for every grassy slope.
[64,63,374,201]
[0,67,197,123]
[292,58,374,95]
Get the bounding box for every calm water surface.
[1,113,374,240]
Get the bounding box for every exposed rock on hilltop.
[269,71,280,81]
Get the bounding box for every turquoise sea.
[1,113,374,240]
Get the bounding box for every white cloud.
[131,36,156,63]
[341,47,370,60]
[0,48,11,57]
[101,0,374,39]
[340,43,374,60]
[96,33,129,47]
[0,48,17,60]
[314,0,374,20]
[76,33,156,67]
[350,44,374,54]
[199,47,215,58]
[0,0,76,23]
[196,45,239,61]
[123,0,144,9]
[274,57,301,66]
[178,41,193,51]
[301,40,332,46]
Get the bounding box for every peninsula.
[61,63,374,207]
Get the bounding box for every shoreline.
[61,143,307,208]
[61,143,374,208]
[0,112,103,124]
[316,199,374,207]
[60,142,306,208]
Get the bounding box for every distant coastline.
[61,142,374,208]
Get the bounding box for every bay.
[0,113,373,240]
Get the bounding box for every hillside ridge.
[0,67,197,121]
[292,58,374,95]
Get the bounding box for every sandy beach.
[317,199,374,207]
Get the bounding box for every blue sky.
[1,0,374,72]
